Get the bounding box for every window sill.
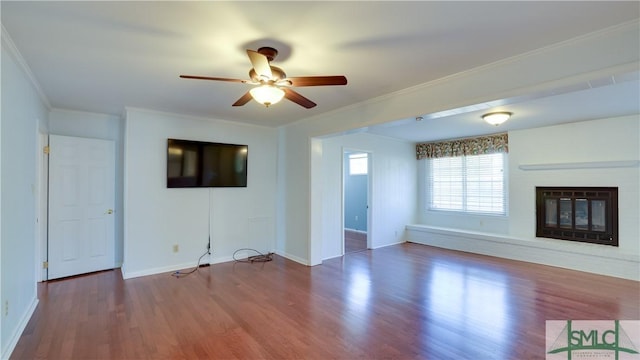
[426,209,507,218]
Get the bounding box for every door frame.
[36,131,49,282]
[342,148,372,254]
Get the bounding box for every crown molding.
[1,25,51,109]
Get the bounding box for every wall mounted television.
[167,138,248,188]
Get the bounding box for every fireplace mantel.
[519,160,639,171]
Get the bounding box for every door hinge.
[42,261,48,269]
[43,145,50,154]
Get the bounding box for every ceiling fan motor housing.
[257,47,278,62]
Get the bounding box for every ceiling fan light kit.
[180,46,347,109]
[483,112,512,126]
[249,85,285,107]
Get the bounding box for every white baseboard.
[406,225,640,281]
[121,252,286,279]
[321,240,405,262]
[274,250,310,266]
[371,240,405,250]
[121,261,195,279]
[122,254,232,279]
[322,253,343,261]
[1,297,38,360]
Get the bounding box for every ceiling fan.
[180,47,347,109]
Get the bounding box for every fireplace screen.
[536,187,618,246]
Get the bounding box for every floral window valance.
[416,133,508,159]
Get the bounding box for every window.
[349,153,368,175]
[428,153,506,215]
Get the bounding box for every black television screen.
[167,139,248,188]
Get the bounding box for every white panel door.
[48,135,115,280]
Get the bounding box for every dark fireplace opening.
[536,187,618,246]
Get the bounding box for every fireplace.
[536,187,618,246]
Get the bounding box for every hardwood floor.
[11,243,639,359]
[344,229,367,253]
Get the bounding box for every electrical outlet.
[355,215,358,221]
[173,244,179,253]
[4,300,8,316]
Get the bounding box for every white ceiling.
[2,1,639,142]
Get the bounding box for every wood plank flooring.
[11,243,639,359]
[344,229,367,253]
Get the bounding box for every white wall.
[320,133,416,260]
[48,109,124,266]
[275,125,317,264]
[122,108,277,278]
[408,116,640,280]
[1,35,49,359]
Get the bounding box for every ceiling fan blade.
[283,88,316,109]
[180,75,248,83]
[232,91,253,107]
[247,50,273,80]
[286,76,347,87]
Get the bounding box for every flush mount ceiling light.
[482,112,512,126]
[249,85,285,107]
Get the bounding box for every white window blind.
[428,153,506,215]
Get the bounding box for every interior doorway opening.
[343,151,370,254]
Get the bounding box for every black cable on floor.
[171,250,209,278]
[233,248,274,263]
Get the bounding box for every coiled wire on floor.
[233,248,274,263]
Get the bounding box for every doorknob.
[105,209,114,214]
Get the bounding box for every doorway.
[343,150,370,254]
